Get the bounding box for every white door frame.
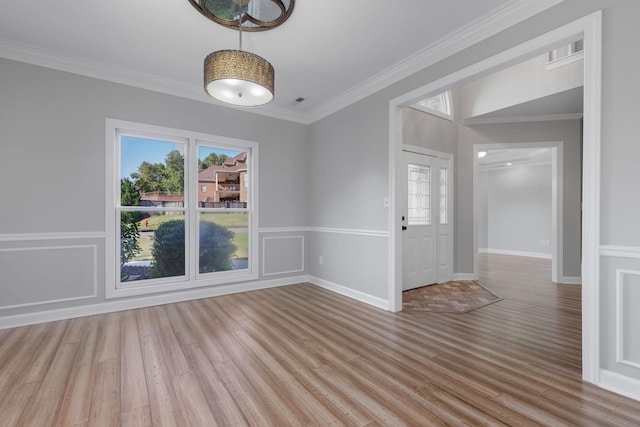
[388,12,602,385]
[473,142,564,283]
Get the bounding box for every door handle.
[402,225,407,231]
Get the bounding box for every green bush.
[198,220,236,273]
[149,219,236,278]
[149,220,185,278]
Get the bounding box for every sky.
[120,135,241,179]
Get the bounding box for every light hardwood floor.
[1,253,640,426]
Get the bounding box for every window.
[106,119,258,298]
[546,40,584,70]
[439,167,448,225]
[410,91,453,121]
[407,164,431,226]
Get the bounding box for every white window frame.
[105,118,259,299]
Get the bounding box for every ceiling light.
[478,151,488,158]
[204,49,274,107]
[199,1,291,107]
[506,162,513,166]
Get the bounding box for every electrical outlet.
[319,256,324,265]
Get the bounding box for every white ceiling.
[471,86,583,122]
[478,147,552,170]
[0,0,564,123]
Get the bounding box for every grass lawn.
[138,212,248,230]
[132,229,247,261]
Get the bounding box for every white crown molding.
[463,113,583,125]
[0,37,311,125]
[0,0,563,125]
[308,0,566,123]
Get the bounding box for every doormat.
[402,280,502,313]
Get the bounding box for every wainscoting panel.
[262,235,305,276]
[617,270,640,369]
[0,244,97,309]
[599,245,640,400]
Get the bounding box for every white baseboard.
[0,275,307,330]
[307,275,390,310]
[560,276,582,285]
[453,273,477,281]
[479,248,552,259]
[599,369,640,402]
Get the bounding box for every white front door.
[402,151,438,290]
[402,150,454,291]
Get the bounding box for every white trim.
[0,244,98,310]
[0,274,396,330]
[463,113,583,125]
[308,227,389,238]
[307,276,390,311]
[389,12,603,384]
[262,235,305,277]
[0,231,105,242]
[581,10,603,385]
[452,273,476,281]
[309,0,564,123]
[259,226,308,234]
[0,275,308,330]
[561,276,582,285]
[259,226,389,237]
[599,370,640,402]
[600,245,640,259]
[616,269,640,370]
[479,248,552,259]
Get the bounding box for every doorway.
[388,12,602,383]
[473,142,567,284]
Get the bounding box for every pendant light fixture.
[201,1,286,107]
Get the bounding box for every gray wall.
[2,0,640,391]
[307,0,640,387]
[459,53,583,119]
[0,58,309,318]
[402,107,457,155]
[481,164,553,256]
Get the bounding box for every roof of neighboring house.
[198,152,247,182]
[140,192,184,202]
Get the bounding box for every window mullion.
[188,137,198,280]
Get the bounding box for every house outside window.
[105,119,258,298]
